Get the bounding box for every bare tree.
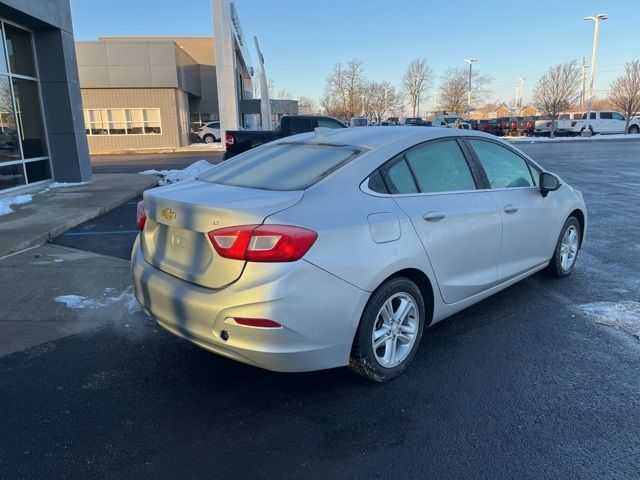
[439,67,492,114]
[275,88,292,100]
[364,81,400,123]
[322,59,366,119]
[403,59,432,118]
[297,95,317,114]
[531,60,581,137]
[609,60,640,133]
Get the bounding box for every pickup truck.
[561,111,640,136]
[516,116,537,136]
[555,112,584,136]
[477,118,500,136]
[533,115,554,136]
[224,115,347,159]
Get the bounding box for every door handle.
[503,204,519,214]
[423,211,446,222]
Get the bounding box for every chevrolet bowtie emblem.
[161,208,176,221]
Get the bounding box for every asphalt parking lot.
[2,139,640,479]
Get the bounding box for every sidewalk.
[0,174,157,258]
[91,143,225,155]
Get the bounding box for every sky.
[70,0,640,110]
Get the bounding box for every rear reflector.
[136,201,146,231]
[208,224,318,262]
[233,317,282,328]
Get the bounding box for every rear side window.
[317,119,344,129]
[469,140,534,189]
[198,144,360,191]
[404,140,476,193]
[383,159,418,194]
[289,118,314,135]
[600,112,613,120]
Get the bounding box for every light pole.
[464,58,478,117]
[584,13,607,119]
[517,77,527,111]
[415,76,424,117]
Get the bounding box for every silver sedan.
[132,127,587,381]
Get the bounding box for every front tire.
[629,125,639,134]
[544,216,581,278]
[349,277,425,382]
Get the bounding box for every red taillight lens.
[233,317,282,328]
[225,133,234,147]
[136,201,146,231]
[207,225,318,262]
[571,121,577,127]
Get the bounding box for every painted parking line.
[63,230,139,236]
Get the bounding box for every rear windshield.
[198,143,361,191]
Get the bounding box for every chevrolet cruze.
[132,127,586,381]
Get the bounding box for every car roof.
[273,125,498,150]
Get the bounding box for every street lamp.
[415,75,424,117]
[517,77,527,110]
[584,13,607,119]
[464,58,478,117]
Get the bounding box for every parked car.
[133,127,587,381]
[401,117,425,126]
[565,111,640,136]
[516,116,538,137]
[223,115,347,159]
[467,119,479,130]
[350,116,369,127]
[197,121,221,143]
[533,115,554,136]
[477,118,500,136]
[555,112,585,136]
[497,117,524,136]
[433,114,464,128]
[386,117,400,125]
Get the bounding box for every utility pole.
[580,57,589,112]
[584,14,607,118]
[464,58,478,117]
[517,77,527,111]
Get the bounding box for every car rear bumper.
[131,237,369,372]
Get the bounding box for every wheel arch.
[569,209,585,247]
[385,268,435,326]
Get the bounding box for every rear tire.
[349,277,425,382]
[544,216,581,278]
[203,134,216,144]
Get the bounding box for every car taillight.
[136,201,146,231]
[207,225,318,262]
[225,133,234,147]
[571,121,577,127]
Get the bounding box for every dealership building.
[0,0,91,194]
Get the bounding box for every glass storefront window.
[4,23,36,78]
[0,20,52,193]
[0,162,25,190]
[12,78,48,158]
[0,75,20,162]
[107,109,126,135]
[125,109,143,134]
[143,109,161,134]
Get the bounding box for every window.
[469,140,534,189]
[600,112,612,120]
[612,112,625,121]
[317,118,344,129]
[3,23,36,77]
[381,159,418,194]
[0,76,20,162]
[581,112,596,120]
[404,140,476,193]
[288,118,313,135]
[83,108,162,135]
[13,78,47,158]
[199,143,360,191]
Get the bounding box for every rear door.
[466,139,552,281]
[384,138,502,304]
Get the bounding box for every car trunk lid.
[140,180,303,288]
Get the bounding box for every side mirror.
[540,172,561,197]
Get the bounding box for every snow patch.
[0,194,32,216]
[140,159,215,185]
[55,286,141,314]
[42,181,93,192]
[576,301,640,340]
[506,133,640,143]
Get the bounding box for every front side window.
[199,143,360,191]
[289,118,313,135]
[612,112,625,121]
[404,140,476,193]
[469,140,534,189]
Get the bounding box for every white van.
[350,116,368,127]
